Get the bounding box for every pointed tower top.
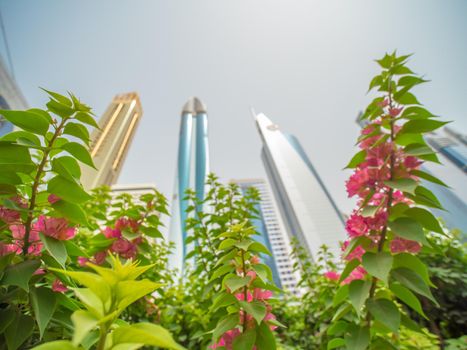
[182,97,207,114]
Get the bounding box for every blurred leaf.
[1,259,41,291]
[0,109,49,135]
[233,328,256,350]
[30,287,58,339]
[48,175,92,204]
[367,298,400,332]
[40,233,67,267]
[349,280,371,316]
[61,142,95,168]
[362,252,393,284]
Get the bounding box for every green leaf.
[219,238,236,250]
[403,144,434,156]
[71,310,99,346]
[225,275,251,293]
[384,178,418,195]
[0,130,41,146]
[39,233,67,267]
[213,314,239,341]
[47,99,75,118]
[349,280,372,316]
[411,169,448,187]
[75,111,99,129]
[233,328,256,350]
[210,293,238,312]
[52,200,88,226]
[235,239,253,251]
[52,156,81,182]
[400,119,449,134]
[332,284,349,307]
[388,217,427,244]
[252,264,273,283]
[328,338,345,350]
[48,175,92,204]
[392,253,432,287]
[63,122,90,144]
[29,340,78,350]
[41,88,73,106]
[0,109,49,135]
[210,264,233,282]
[403,207,444,234]
[328,320,348,336]
[362,252,393,284]
[112,322,185,350]
[345,324,370,350]
[0,307,16,333]
[0,142,35,173]
[376,54,392,68]
[400,106,434,120]
[391,65,413,75]
[249,242,271,256]
[390,282,427,319]
[115,279,163,311]
[255,321,276,350]
[239,300,267,324]
[360,205,379,218]
[398,75,427,87]
[345,150,366,169]
[61,142,95,168]
[338,259,360,284]
[30,287,58,339]
[5,313,35,350]
[1,259,41,291]
[394,92,420,105]
[391,267,436,303]
[367,298,400,333]
[412,186,443,209]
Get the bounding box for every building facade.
[0,56,28,136]
[232,178,300,294]
[81,92,143,190]
[168,97,210,270]
[111,183,158,201]
[255,113,346,260]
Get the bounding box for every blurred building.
[0,56,28,136]
[111,183,158,201]
[81,92,142,190]
[231,178,300,294]
[168,97,210,270]
[255,112,346,260]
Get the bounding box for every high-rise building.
[0,56,28,136]
[81,92,143,190]
[255,112,346,260]
[232,178,300,294]
[168,97,209,270]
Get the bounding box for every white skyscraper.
[255,113,346,260]
[232,178,300,294]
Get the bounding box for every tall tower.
[81,92,143,190]
[255,112,346,260]
[0,56,28,136]
[169,97,209,270]
[232,178,300,294]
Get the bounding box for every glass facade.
[256,113,346,260]
[169,97,210,271]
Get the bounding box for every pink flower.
[235,291,253,302]
[210,328,241,350]
[35,216,75,240]
[77,256,89,266]
[378,99,389,108]
[345,214,369,238]
[324,271,340,281]
[253,288,273,300]
[0,206,21,224]
[103,227,121,239]
[390,238,421,254]
[47,194,61,204]
[389,107,403,117]
[52,279,68,293]
[34,268,46,275]
[342,266,367,285]
[9,224,42,255]
[115,217,139,233]
[404,156,422,170]
[250,255,260,264]
[0,242,18,256]
[94,251,107,265]
[346,168,370,198]
[111,238,137,260]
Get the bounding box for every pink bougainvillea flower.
[341,240,366,262]
[52,279,68,293]
[111,238,137,260]
[324,271,340,281]
[345,214,369,238]
[103,227,121,239]
[342,266,367,285]
[115,217,140,233]
[9,224,42,255]
[94,251,107,265]
[404,156,422,170]
[77,256,89,267]
[390,237,421,254]
[0,206,21,224]
[389,107,403,117]
[33,268,46,275]
[47,194,61,205]
[253,288,273,301]
[250,255,260,264]
[377,98,389,108]
[346,168,370,198]
[35,216,76,240]
[235,291,253,303]
[210,328,241,350]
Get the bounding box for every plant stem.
[23,117,67,255]
[241,249,248,333]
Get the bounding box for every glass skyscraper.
[0,56,28,136]
[169,97,209,271]
[232,178,300,294]
[255,113,346,260]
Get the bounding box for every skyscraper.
[255,112,346,260]
[232,178,300,294]
[168,97,209,270]
[80,92,143,190]
[0,56,28,136]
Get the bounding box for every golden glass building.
[81,92,143,190]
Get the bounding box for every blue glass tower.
[169,97,209,270]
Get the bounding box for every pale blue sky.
[2,0,466,214]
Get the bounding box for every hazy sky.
[2,0,466,215]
